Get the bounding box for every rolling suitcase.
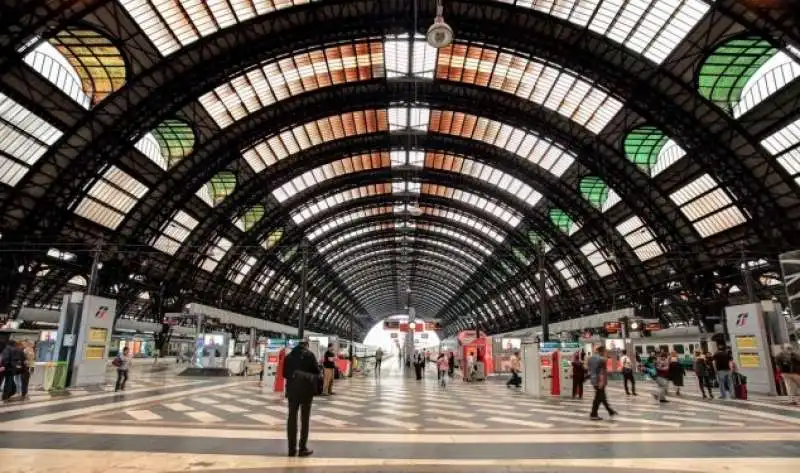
[732,372,747,400]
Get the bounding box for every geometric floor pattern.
[2,362,800,473]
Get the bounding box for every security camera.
[426,3,454,49]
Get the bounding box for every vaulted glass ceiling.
[1,0,798,337]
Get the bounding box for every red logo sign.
[736,313,748,327]
[95,306,110,319]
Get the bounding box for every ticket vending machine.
[556,342,582,398]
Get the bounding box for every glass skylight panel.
[437,43,623,133]
[420,207,505,243]
[290,183,393,224]
[272,152,390,202]
[616,215,664,261]
[580,241,614,278]
[384,33,437,78]
[734,48,800,118]
[601,189,622,212]
[74,166,148,230]
[0,92,63,186]
[498,0,710,64]
[47,248,77,261]
[761,116,800,187]
[424,153,542,206]
[199,41,385,128]
[243,110,388,172]
[307,207,393,240]
[388,106,431,131]
[253,266,276,293]
[23,41,91,108]
[201,236,233,273]
[554,259,580,289]
[231,256,258,284]
[669,173,747,238]
[134,132,169,170]
[151,210,199,255]
[318,223,393,253]
[421,184,523,227]
[429,110,575,177]
[417,223,493,255]
[119,0,314,56]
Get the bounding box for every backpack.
[112,356,122,367]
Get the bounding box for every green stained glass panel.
[265,229,284,249]
[698,37,776,114]
[153,120,195,167]
[209,171,236,204]
[513,247,530,265]
[579,177,609,208]
[624,126,667,173]
[280,245,297,262]
[550,209,573,234]
[241,205,264,231]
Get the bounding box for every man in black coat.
[282,341,320,457]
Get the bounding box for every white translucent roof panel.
[615,215,663,261]
[318,223,395,253]
[429,110,575,177]
[651,138,687,177]
[200,41,385,128]
[272,152,390,202]
[243,110,388,172]
[231,256,258,284]
[307,206,393,240]
[134,132,169,170]
[417,223,493,255]
[424,152,542,207]
[554,259,581,289]
[151,210,200,255]
[762,116,800,182]
[734,49,800,118]
[421,207,505,243]
[669,174,746,238]
[0,92,63,186]
[497,0,711,64]
[388,106,431,131]
[421,183,523,227]
[201,236,234,273]
[74,166,148,230]
[580,241,614,278]
[290,183,393,224]
[437,43,623,133]
[23,41,91,109]
[119,0,314,56]
[384,34,437,79]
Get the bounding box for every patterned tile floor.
[1,362,800,473]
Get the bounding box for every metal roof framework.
[1,1,800,337]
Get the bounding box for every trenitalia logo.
[95,306,110,319]
[735,313,749,327]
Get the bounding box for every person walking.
[437,353,449,388]
[588,346,616,420]
[113,347,132,392]
[693,351,714,399]
[414,351,424,380]
[652,348,671,403]
[1,341,25,401]
[283,341,320,457]
[669,351,685,396]
[571,350,585,399]
[620,349,636,396]
[506,351,522,388]
[447,351,455,377]
[712,344,733,399]
[322,343,336,396]
[374,347,383,377]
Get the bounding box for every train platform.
[1,363,799,473]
